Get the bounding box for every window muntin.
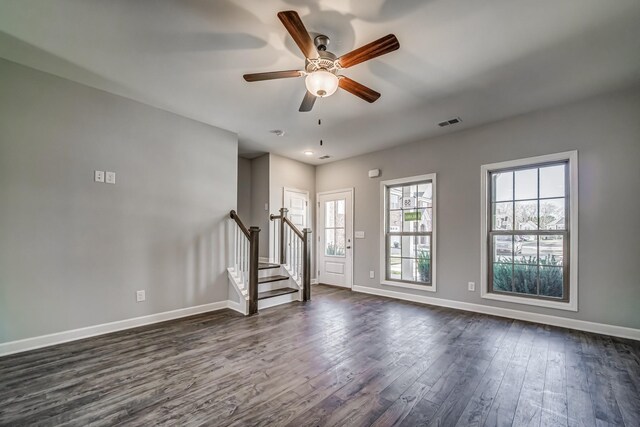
[488,161,569,300]
[385,180,433,285]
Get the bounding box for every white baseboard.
[0,301,234,357]
[311,279,318,285]
[352,285,640,341]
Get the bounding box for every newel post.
[302,228,312,301]
[248,226,260,315]
[279,207,288,264]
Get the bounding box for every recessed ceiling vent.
[318,155,331,160]
[438,117,462,127]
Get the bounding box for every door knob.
[346,246,351,249]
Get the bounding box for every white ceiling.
[1,0,640,164]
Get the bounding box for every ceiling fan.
[243,10,400,112]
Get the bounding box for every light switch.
[355,231,365,239]
[94,170,105,183]
[105,171,116,184]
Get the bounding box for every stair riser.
[258,266,284,279]
[258,279,297,292]
[257,291,300,310]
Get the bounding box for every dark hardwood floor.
[1,285,639,426]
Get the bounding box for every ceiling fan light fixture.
[305,70,339,97]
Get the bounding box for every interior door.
[318,190,353,288]
[283,188,308,230]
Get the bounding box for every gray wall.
[0,59,238,343]
[237,157,251,220]
[316,87,640,330]
[269,154,316,275]
[250,154,270,258]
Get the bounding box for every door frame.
[316,188,355,289]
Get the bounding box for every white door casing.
[317,189,353,288]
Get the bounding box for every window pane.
[515,168,537,200]
[417,183,432,207]
[513,264,538,295]
[325,201,335,228]
[539,235,564,266]
[540,164,565,198]
[389,257,401,280]
[540,198,565,230]
[402,258,416,281]
[389,210,402,232]
[325,229,335,255]
[492,171,513,202]
[335,229,346,256]
[390,188,402,209]
[417,252,431,283]
[403,210,418,232]
[493,235,513,263]
[515,235,537,264]
[389,235,401,257]
[336,199,345,228]
[515,200,538,230]
[419,208,432,232]
[492,202,513,231]
[401,235,416,258]
[493,263,512,292]
[539,266,563,298]
[402,185,417,209]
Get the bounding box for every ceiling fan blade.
[243,70,303,82]
[338,76,381,103]
[299,91,316,112]
[337,34,400,69]
[277,11,319,59]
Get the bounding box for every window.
[481,151,578,311]
[380,174,436,291]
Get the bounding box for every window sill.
[381,280,436,292]
[481,291,577,311]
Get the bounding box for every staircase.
[227,209,311,315]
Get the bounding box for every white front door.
[318,190,353,288]
[283,188,308,230]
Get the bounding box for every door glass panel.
[335,229,346,257]
[336,199,345,227]
[325,201,335,228]
[325,229,335,255]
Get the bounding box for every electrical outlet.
[94,170,105,183]
[105,171,116,184]
[468,282,475,291]
[136,290,146,302]
[370,270,375,279]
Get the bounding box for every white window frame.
[480,151,578,311]
[380,173,437,292]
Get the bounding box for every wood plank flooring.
[1,285,639,426]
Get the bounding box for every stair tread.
[258,287,298,300]
[258,275,289,284]
[258,263,281,270]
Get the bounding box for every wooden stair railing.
[229,210,259,315]
[270,208,312,301]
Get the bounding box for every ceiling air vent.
[318,155,331,160]
[438,117,462,127]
